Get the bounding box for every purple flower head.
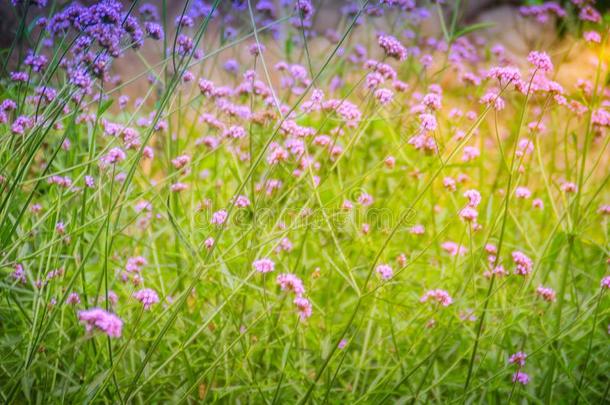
[294,296,312,320]
[512,251,533,276]
[377,34,407,61]
[78,308,123,338]
[223,59,239,74]
[253,258,275,273]
[420,289,453,306]
[145,22,164,40]
[508,351,527,367]
[133,288,160,310]
[100,147,126,166]
[276,273,305,296]
[376,264,394,280]
[512,371,530,385]
[139,4,160,21]
[527,51,553,73]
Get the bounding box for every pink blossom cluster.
[78,308,123,338]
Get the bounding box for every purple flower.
[10,71,28,82]
[276,273,305,296]
[527,51,553,73]
[420,289,453,306]
[377,34,407,61]
[294,296,312,320]
[512,371,530,385]
[100,147,126,166]
[145,22,164,40]
[512,251,533,276]
[508,351,527,367]
[376,264,394,280]
[223,59,239,74]
[253,258,275,273]
[133,288,160,310]
[176,34,194,56]
[24,51,47,73]
[78,308,123,338]
[67,292,81,305]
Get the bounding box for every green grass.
[0,0,609,403]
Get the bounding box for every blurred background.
[2,1,607,97]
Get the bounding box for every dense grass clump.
[0,0,609,403]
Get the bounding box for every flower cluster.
[78,308,123,338]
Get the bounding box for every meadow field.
[0,0,609,403]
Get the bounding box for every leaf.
[98,99,114,115]
[455,22,495,38]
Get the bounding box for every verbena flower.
[78,308,123,338]
[253,258,274,273]
[420,289,453,306]
[133,288,160,310]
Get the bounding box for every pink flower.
[536,285,556,302]
[248,43,265,56]
[294,296,313,320]
[508,351,527,367]
[55,221,66,234]
[234,195,251,208]
[171,182,188,192]
[459,206,478,222]
[487,66,521,84]
[341,199,353,210]
[376,264,393,280]
[480,91,505,111]
[211,210,228,225]
[267,146,289,165]
[532,198,544,209]
[420,289,453,306]
[374,88,394,105]
[515,187,532,199]
[12,263,26,284]
[527,51,553,72]
[442,241,467,256]
[515,138,534,157]
[512,371,530,385]
[67,292,81,305]
[464,189,482,207]
[171,154,190,169]
[484,265,507,278]
[133,288,160,310]
[584,31,601,43]
[338,339,348,349]
[204,237,215,249]
[443,177,457,192]
[410,225,425,235]
[126,256,147,273]
[377,34,407,61]
[512,251,533,276]
[560,182,577,193]
[101,147,126,166]
[253,258,275,273]
[78,308,123,338]
[223,125,246,139]
[579,5,601,23]
[198,78,215,96]
[601,276,610,289]
[357,192,374,206]
[462,146,480,162]
[419,113,437,132]
[423,92,442,110]
[276,273,305,296]
[84,175,95,188]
